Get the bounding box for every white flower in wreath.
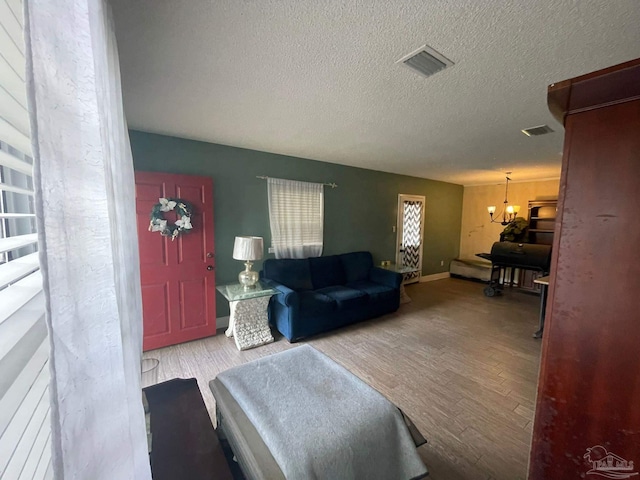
[175,216,192,230]
[149,219,167,232]
[158,197,177,212]
[150,197,193,240]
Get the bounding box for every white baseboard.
[216,315,230,329]
[420,272,451,283]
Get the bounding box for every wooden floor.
[145,278,542,480]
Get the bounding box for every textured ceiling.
[110,0,640,185]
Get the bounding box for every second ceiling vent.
[521,125,554,136]
[396,45,454,79]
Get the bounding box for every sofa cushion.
[298,291,336,315]
[316,286,368,310]
[309,255,346,290]
[347,280,397,302]
[340,251,374,283]
[263,258,313,292]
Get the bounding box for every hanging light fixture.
[487,173,520,225]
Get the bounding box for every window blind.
[0,0,52,478]
[267,178,324,259]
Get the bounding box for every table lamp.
[233,236,263,289]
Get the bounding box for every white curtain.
[267,178,324,259]
[25,0,151,479]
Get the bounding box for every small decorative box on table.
[216,281,278,351]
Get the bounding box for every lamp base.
[238,261,259,289]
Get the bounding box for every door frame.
[395,194,426,284]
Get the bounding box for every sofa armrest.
[262,279,299,308]
[369,267,403,289]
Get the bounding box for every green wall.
[130,130,463,317]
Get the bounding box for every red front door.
[135,171,216,351]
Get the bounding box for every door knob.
[207,265,214,271]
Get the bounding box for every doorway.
[396,194,425,284]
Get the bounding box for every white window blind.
[0,0,51,478]
[267,177,324,259]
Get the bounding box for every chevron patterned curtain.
[401,200,422,282]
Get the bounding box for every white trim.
[216,315,230,330]
[420,272,451,283]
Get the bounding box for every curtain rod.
[256,175,338,189]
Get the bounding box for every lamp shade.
[233,236,264,261]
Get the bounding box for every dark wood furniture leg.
[533,283,547,339]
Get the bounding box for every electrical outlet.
[392,226,396,233]
[440,260,444,266]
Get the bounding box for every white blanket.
[217,345,428,480]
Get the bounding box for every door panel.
[137,224,168,267]
[135,171,216,351]
[141,283,171,336]
[179,278,208,328]
[178,230,205,264]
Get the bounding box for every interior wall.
[459,179,560,258]
[129,130,463,318]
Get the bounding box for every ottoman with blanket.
[261,251,402,342]
[210,345,429,480]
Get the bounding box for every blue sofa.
[261,251,402,342]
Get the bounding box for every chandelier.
[487,173,520,226]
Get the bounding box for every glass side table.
[216,281,278,351]
[380,264,420,303]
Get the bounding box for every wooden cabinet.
[517,268,544,293]
[513,200,555,292]
[518,199,557,293]
[527,200,557,245]
[529,59,640,479]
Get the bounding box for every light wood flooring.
[145,278,542,480]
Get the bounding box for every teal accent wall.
[130,130,463,318]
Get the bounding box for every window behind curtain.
[0,0,52,477]
[267,178,324,259]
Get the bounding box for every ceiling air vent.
[396,45,454,79]
[521,125,554,137]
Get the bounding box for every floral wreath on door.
[148,197,193,240]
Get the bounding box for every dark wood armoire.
[529,59,640,478]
